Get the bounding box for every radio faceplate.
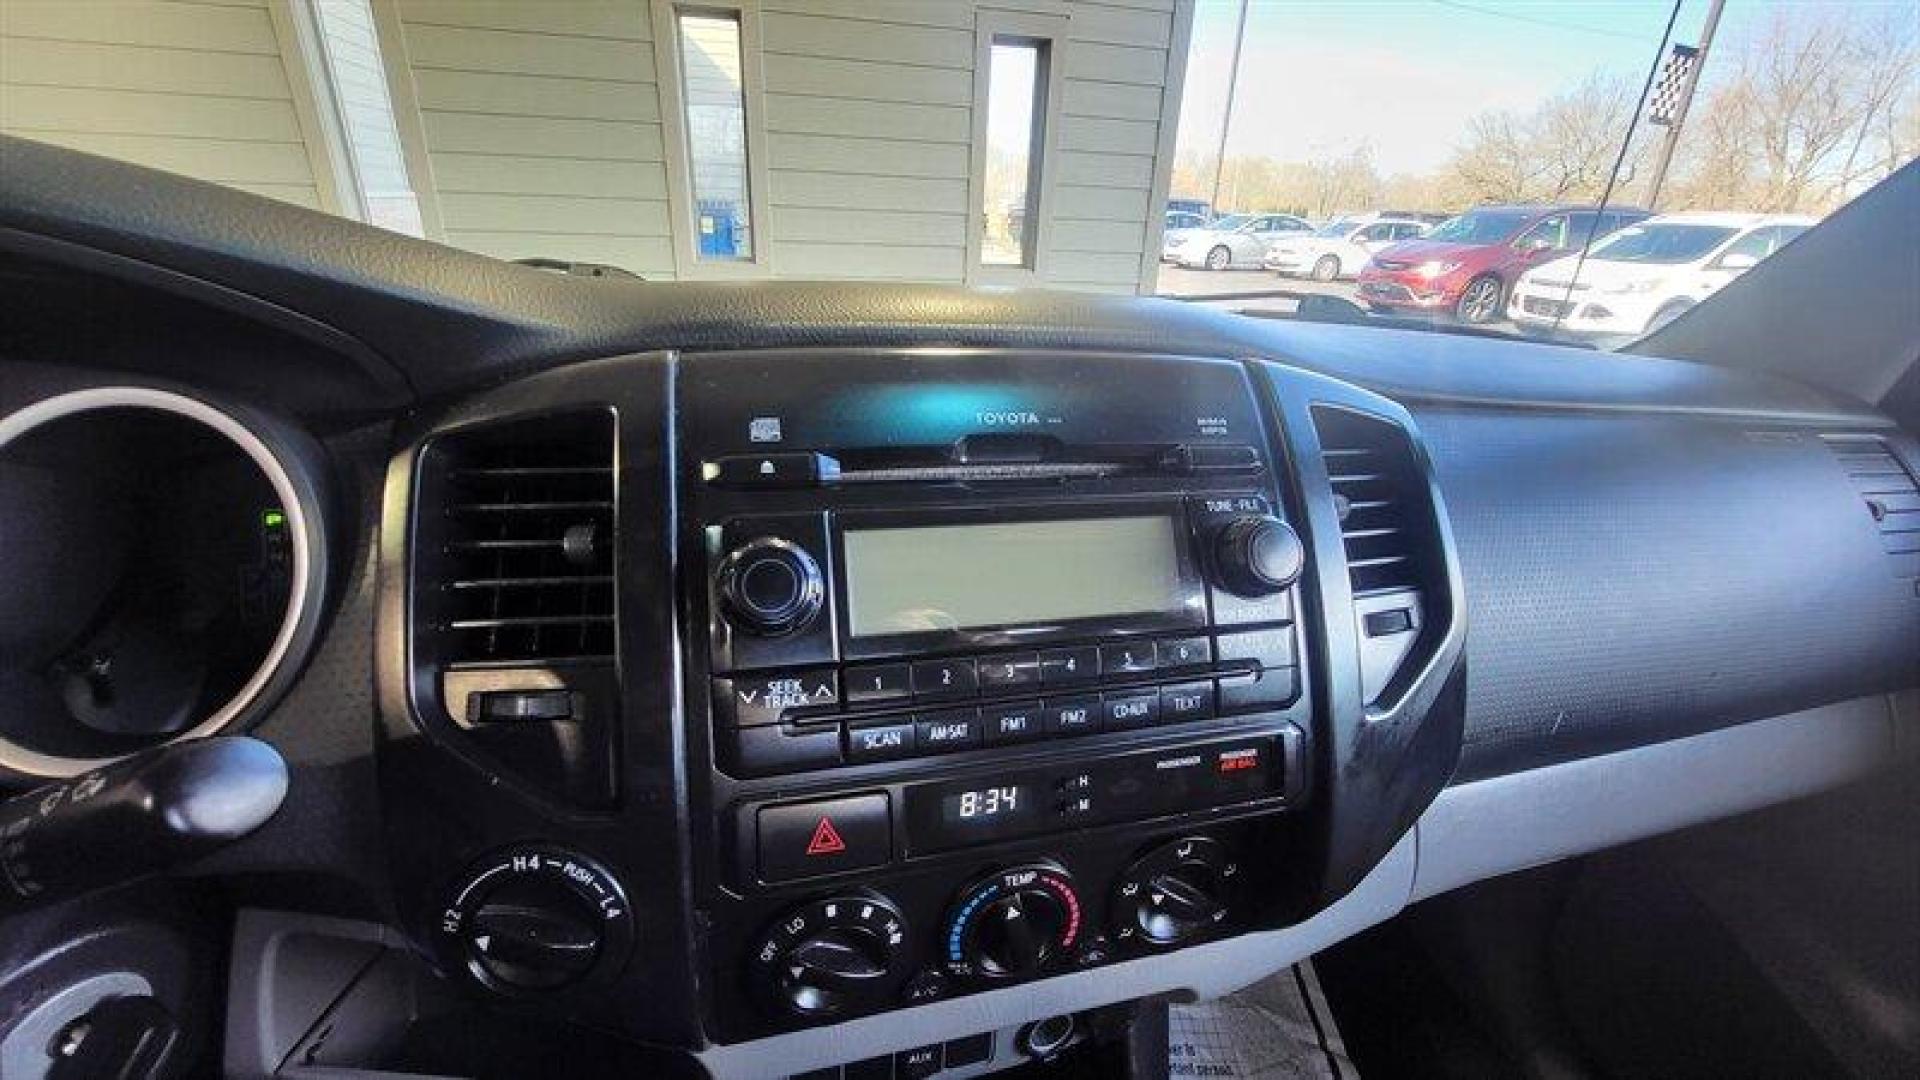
[679,349,1327,1039]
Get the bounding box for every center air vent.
[417,411,618,666]
[1820,433,1920,582]
[1312,404,1440,704]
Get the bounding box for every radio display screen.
[843,515,1185,638]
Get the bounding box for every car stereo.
[679,350,1325,1036]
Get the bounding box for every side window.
[1251,216,1278,234]
[966,11,1065,281]
[1715,226,1782,266]
[1565,212,1599,247]
[1359,223,1397,242]
[1517,215,1566,250]
[654,1,769,277]
[1392,223,1422,239]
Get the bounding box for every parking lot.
[1154,265,1527,333]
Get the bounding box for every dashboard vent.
[419,412,617,665]
[1821,434,1920,580]
[1315,406,1426,597]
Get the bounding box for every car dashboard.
[1,139,1916,1080]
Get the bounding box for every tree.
[1440,73,1646,205]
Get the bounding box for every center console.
[683,351,1316,1038]
[378,347,1466,1060]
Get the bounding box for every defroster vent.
[416,411,618,666]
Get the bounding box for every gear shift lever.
[0,737,287,916]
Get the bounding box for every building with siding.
[0,0,1193,294]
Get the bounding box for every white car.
[1163,212,1313,269]
[1508,211,1816,336]
[1264,216,1432,280]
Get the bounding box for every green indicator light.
[262,509,286,528]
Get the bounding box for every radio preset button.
[1043,696,1101,736]
[848,720,916,763]
[1099,643,1156,677]
[985,701,1044,745]
[916,708,983,752]
[715,670,839,726]
[1160,681,1216,724]
[846,663,912,705]
[913,659,978,699]
[1040,646,1099,685]
[978,653,1041,690]
[1157,637,1214,671]
[1102,691,1160,731]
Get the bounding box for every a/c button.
[758,794,891,883]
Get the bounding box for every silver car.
[1164,212,1314,269]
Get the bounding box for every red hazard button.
[758,794,890,883]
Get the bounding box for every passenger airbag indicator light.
[1218,748,1261,773]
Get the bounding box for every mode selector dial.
[1212,515,1304,598]
[715,537,825,636]
[1112,837,1236,948]
[944,864,1082,981]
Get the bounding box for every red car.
[1356,204,1649,324]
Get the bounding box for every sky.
[1172,0,1904,177]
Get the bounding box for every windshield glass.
[1423,210,1536,245]
[12,0,1911,351]
[1591,224,1741,263]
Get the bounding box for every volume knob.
[1212,515,1303,598]
[716,537,825,636]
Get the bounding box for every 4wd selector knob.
[1212,515,1303,597]
[437,846,633,995]
[716,537,824,636]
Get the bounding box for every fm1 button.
[986,702,1044,745]
[758,794,890,883]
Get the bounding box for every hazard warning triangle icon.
[804,817,847,856]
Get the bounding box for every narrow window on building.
[676,10,753,261]
[980,38,1049,267]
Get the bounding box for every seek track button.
[715,670,839,726]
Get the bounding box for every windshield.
[12,0,1911,351]
[1423,211,1536,245]
[1313,219,1366,238]
[1591,224,1741,263]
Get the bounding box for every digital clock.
[941,783,1040,828]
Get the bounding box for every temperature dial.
[748,894,911,1018]
[943,863,1082,980]
[1111,837,1236,948]
[437,846,633,994]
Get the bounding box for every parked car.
[1163,209,1210,250]
[1163,212,1314,269]
[1166,197,1212,218]
[1263,215,1431,280]
[1356,204,1650,323]
[1507,211,1816,336]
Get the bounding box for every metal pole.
[1208,0,1250,215]
[1644,0,1726,209]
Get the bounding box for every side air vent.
[1821,434,1920,581]
[1316,406,1425,597]
[419,411,618,666]
[1313,405,1441,704]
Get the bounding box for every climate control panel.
[726,824,1282,1036]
